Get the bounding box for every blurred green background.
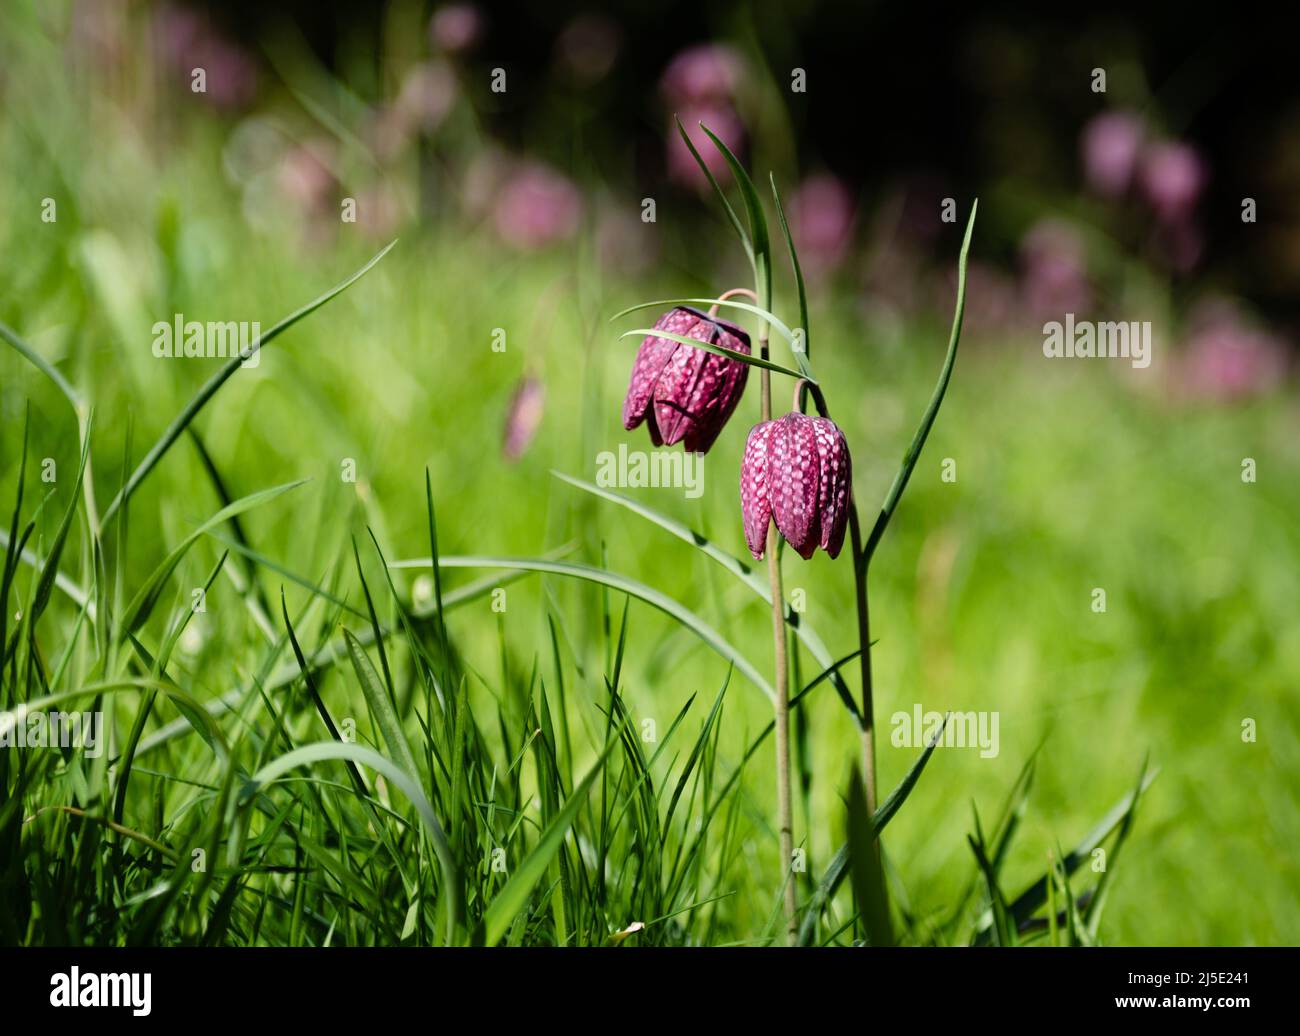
[2,0,1297,945]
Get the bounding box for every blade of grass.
[863,200,977,565]
[101,241,396,526]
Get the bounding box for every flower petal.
[767,413,820,559]
[810,416,851,558]
[622,307,697,431]
[740,420,776,560]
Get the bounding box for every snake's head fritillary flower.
[741,413,851,561]
[622,306,750,454]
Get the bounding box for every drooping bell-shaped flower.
[622,306,750,453]
[741,412,851,560]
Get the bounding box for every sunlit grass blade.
[101,240,395,526]
[390,554,776,703]
[477,731,622,947]
[797,714,948,945]
[617,328,806,381]
[243,740,462,942]
[343,628,419,780]
[673,115,754,275]
[551,472,858,721]
[848,766,894,946]
[1083,756,1150,942]
[610,298,797,346]
[698,122,771,306]
[863,200,977,565]
[119,479,308,637]
[770,174,810,359]
[0,319,81,410]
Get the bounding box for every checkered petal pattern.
[739,412,852,561]
[622,306,750,453]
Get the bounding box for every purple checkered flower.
[741,413,851,561]
[622,306,751,453]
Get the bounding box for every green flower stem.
[793,378,877,819]
[761,329,797,946]
[847,507,877,817]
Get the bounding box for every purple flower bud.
[788,174,856,278]
[741,413,851,561]
[622,307,750,454]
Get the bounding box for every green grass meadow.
[3,8,1299,948]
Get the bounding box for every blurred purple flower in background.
[787,174,856,278]
[554,15,622,85]
[661,44,747,190]
[1178,301,1289,403]
[372,61,459,159]
[1081,110,1146,198]
[397,61,459,133]
[942,261,1018,335]
[430,4,483,54]
[661,44,744,105]
[355,182,407,240]
[667,105,746,189]
[154,4,257,111]
[276,140,336,217]
[1019,219,1093,320]
[502,375,545,461]
[492,162,583,250]
[596,204,658,276]
[1139,140,1208,223]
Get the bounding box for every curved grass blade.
[28,415,90,626]
[674,115,754,274]
[243,740,463,941]
[391,554,776,703]
[0,319,81,409]
[848,765,894,946]
[618,328,805,381]
[864,201,977,565]
[343,628,419,780]
[101,241,396,526]
[120,479,307,637]
[698,122,771,305]
[130,551,574,759]
[610,298,797,346]
[770,173,811,367]
[552,472,858,722]
[973,763,1158,944]
[477,731,621,947]
[797,714,949,945]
